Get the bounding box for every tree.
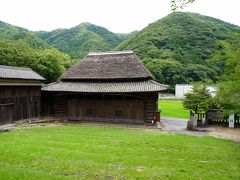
[143,59,187,91]
[171,0,196,10]
[0,39,71,83]
[183,83,211,113]
[216,40,240,115]
[34,49,71,83]
[185,64,219,82]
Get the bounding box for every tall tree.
[217,41,240,114]
[183,83,211,113]
[0,39,71,83]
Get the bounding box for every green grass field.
[159,100,190,119]
[0,125,239,179]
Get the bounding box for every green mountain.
[1,12,240,87]
[35,23,129,59]
[116,12,240,90]
[0,21,52,49]
[115,31,138,42]
[0,21,71,83]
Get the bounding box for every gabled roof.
[0,65,45,80]
[42,80,168,93]
[60,51,153,81]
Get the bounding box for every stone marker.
[229,114,235,128]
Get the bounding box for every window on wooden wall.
[114,110,123,118]
[86,109,95,117]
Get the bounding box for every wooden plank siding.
[0,104,13,125]
[67,99,144,123]
[144,99,157,125]
[42,92,158,125]
[0,86,41,125]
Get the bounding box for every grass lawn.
[0,124,239,179]
[159,100,190,119]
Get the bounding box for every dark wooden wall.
[42,92,158,125]
[144,98,157,125]
[0,86,41,125]
[67,99,144,123]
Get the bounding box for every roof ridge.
[42,81,58,87]
[0,65,32,71]
[88,50,133,56]
[150,80,169,87]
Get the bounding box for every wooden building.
[0,65,45,125]
[42,51,168,125]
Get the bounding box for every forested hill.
[116,12,240,90]
[0,21,71,83]
[1,12,240,87]
[0,21,52,49]
[0,20,131,82]
[35,23,129,59]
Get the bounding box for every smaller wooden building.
[0,65,45,125]
[42,51,168,125]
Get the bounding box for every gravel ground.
[207,126,240,142]
[161,117,209,136]
[161,117,240,142]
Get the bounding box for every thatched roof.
[42,80,168,93]
[0,65,45,80]
[61,51,152,81]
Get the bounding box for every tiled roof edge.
[0,65,32,71]
[88,51,133,56]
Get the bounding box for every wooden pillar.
[113,94,115,119]
[94,94,96,117]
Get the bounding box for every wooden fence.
[193,109,240,127]
[208,116,240,125]
[207,109,240,126]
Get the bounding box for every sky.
[0,0,239,33]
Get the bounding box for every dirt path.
[161,117,240,142]
[161,117,209,136]
[207,126,240,142]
